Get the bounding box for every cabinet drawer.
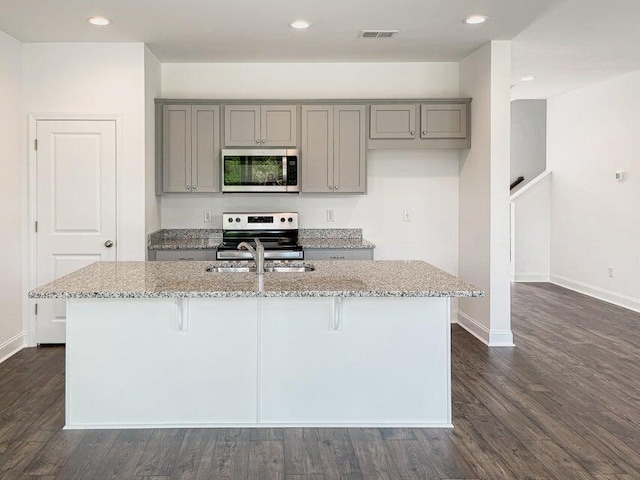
[304,249,374,261]
[154,250,217,261]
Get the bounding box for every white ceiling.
[0,0,556,62]
[511,0,640,99]
[2,0,640,99]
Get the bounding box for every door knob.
[104,240,114,248]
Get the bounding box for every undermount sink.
[206,264,315,273]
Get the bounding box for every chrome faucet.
[238,238,265,274]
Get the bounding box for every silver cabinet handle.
[410,130,415,135]
[255,139,260,143]
[187,185,191,190]
[261,139,265,143]
[329,256,346,260]
[422,130,427,134]
[192,185,197,190]
[334,185,339,190]
[104,240,114,248]
[178,257,195,261]
[328,185,334,190]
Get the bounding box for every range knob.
[280,217,286,223]
[235,217,241,223]
[227,218,233,223]
[288,217,293,223]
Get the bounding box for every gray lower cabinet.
[162,104,220,193]
[304,249,374,261]
[224,104,297,147]
[368,100,471,149]
[301,105,366,193]
[152,250,217,261]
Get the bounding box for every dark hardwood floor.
[1,282,639,479]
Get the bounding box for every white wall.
[145,47,162,243]
[159,62,461,274]
[0,30,24,360]
[511,99,546,191]
[548,69,640,312]
[510,172,551,282]
[458,41,513,346]
[23,43,148,260]
[162,62,460,99]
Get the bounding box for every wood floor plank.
[414,429,478,480]
[0,441,47,480]
[208,428,250,479]
[348,428,400,480]
[315,428,362,479]
[283,429,323,476]
[384,439,439,479]
[248,440,284,480]
[250,428,284,441]
[89,430,151,480]
[53,430,119,480]
[169,428,217,480]
[22,429,87,476]
[134,429,186,477]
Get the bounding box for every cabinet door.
[224,105,260,146]
[420,103,467,139]
[261,105,297,147]
[370,104,416,139]
[192,105,220,192]
[163,105,192,193]
[301,105,334,193]
[334,105,366,193]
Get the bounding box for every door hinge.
[35,303,38,315]
[34,139,38,151]
[35,221,38,233]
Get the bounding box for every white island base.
[65,296,451,429]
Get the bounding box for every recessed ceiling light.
[520,75,537,82]
[289,20,311,29]
[463,15,489,25]
[88,16,112,26]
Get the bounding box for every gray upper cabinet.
[420,103,467,139]
[367,100,471,150]
[370,104,416,139]
[162,104,220,193]
[301,105,366,194]
[224,104,297,147]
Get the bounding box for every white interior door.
[35,120,117,344]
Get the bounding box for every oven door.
[222,149,299,192]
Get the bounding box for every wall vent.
[359,30,399,39]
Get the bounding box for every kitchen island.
[30,260,482,429]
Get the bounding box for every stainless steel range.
[216,212,303,261]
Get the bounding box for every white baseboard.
[513,273,550,283]
[0,332,25,364]
[457,311,515,347]
[550,274,640,313]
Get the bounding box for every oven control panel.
[223,212,299,230]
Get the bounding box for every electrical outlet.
[204,210,212,222]
[608,266,614,278]
[326,209,335,222]
[403,209,412,222]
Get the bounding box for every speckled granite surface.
[148,228,374,250]
[29,260,482,299]
[148,229,223,250]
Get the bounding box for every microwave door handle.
[282,156,287,186]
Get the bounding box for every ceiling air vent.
[359,30,399,39]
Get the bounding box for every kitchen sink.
[206,263,315,273]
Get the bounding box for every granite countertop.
[148,228,375,250]
[29,260,482,299]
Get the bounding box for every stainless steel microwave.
[221,149,299,193]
